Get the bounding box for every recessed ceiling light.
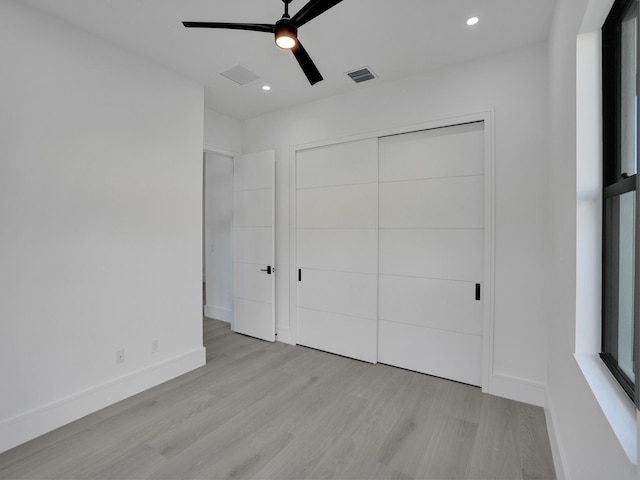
[466,16,479,26]
[262,85,271,91]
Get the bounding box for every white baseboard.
[204,304,231,323]
[275,327,295,345]
[545,392,569,480]
[488,372,546,407]
[0,347,205,453]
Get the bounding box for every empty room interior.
[1,0,638,479]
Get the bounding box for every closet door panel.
[379,275,482,335]
[379,176,483,229]
[377,122,484,387]
[297,183,378,229]
[378,319,482,386]
[297,228,377,274]
[379,228,483,281]
[297,308,377,363]
[379,122,484,182]
[297,139,378,188]
[298,269,377,320]
[296,138,378,363]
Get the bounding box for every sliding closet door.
[378,122,484,386]
[296,139,378,363]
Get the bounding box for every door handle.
[260,266,272,275]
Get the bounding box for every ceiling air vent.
[220,64,260,85]
[346,66,377,84]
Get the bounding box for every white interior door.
[232,151,275,342]
[296,139,378,363]
[377,122,485,386]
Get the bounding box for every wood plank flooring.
[1,318,556,479]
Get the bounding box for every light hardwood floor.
[1,318,556,480]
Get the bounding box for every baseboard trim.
[204,305,231,323]
[489,373,546,407]
[0,347,206,453]
[545,391,570,480]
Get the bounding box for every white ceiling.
[22,0,557,120]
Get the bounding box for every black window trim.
[601,0,640,406]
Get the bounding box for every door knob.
[260,266,272,274]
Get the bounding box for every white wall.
[243,43,551,406]
[546,0,637,479]
[0,0,205,452]
[204,108,242,155]
[204,153,234,322]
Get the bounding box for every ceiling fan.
[182,0,343,85]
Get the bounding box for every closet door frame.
[289,111,495,392]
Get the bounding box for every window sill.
[575,353,637,464]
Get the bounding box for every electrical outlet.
[116,349,125,364]
[151,339,159,354]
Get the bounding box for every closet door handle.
[298,268,302,282]
[475,283,481,301]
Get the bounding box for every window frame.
[601,0,640,405]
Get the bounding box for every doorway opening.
[203,152,234,323]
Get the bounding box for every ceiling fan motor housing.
[274,18,297,48]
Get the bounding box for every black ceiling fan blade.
[291,40,323,85]
[182,22,275,33]
[291,0,343,27]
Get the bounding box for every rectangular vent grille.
[220,64,260,85]
[346,67,377,83]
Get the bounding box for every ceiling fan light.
[276,34,296,49]
[274,18,297,49]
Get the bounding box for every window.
[602,0,639,403]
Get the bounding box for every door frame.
[288,111,495,392]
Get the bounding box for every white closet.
[295,122,485,386]
[378,122,484,386]
[296,139,379,362]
